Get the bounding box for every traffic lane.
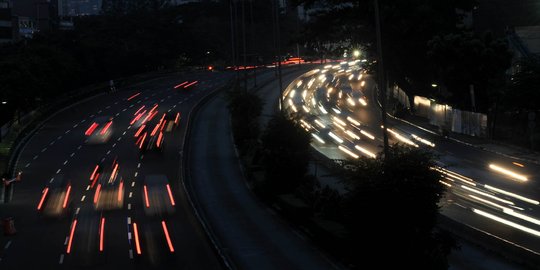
[0,73,228,268]
[189,92,336,270]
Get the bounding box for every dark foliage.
[226,84,264,154]
[261,113,312,193]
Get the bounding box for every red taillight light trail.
[37,187,49,210]
[130,111,145,125]
[146,110,159,123]
[174,112,180,124]
[173,81,188,89]
[133,223,142,255]
[160,120,167,131]
[156,132,163,148]
[91,173,99,188]
[161,221,175,252]
[149,104,158,114]
[151,123,161,137]
[166,184,175,206]
[99,217,105,252]
[66,219,77,254]
[138,132,147,149]
[127,92,141,101]
[109,164,119,183]
[183,81,198,88]
[143,185,150,208]
[134,124,146,138]
[118,180,123,202]
[134,105,145,116]
[100,121,113,135]
[94,184,102,204]
[63,185,71,209]
[90,165,99,181]
[85,122,99,136]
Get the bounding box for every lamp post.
[374,0,389,158]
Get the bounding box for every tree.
[427,31,512,111]
[261,113,312,193]
[505,57,540,111]
[227,83,264,154]
[341,145,452,268]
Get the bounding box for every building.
[0,0,15,43]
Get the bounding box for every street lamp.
[431,83,438,88]
[1,101,6,105]
[353,50,361,58]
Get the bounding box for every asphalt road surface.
[282,63,540,260]
[0,71,231,269]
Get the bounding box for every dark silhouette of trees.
[261,113,312,193]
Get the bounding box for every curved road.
[0,71,230,269]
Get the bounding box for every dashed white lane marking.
[115,113,120,117]
[25,163,30,168]
[112,143,116,148]
[129,104,134,108]
[128,232,132,240]
[167,95,171,99]
[122,131,127,136]
[167,109,172,113]
[77,145,82,150]
[131,182,135,187]
[81,195,86,202]
[114,102,118,105]
[59,254,64,264]
[50,178,54,183]
[63,160,68,165]
[172,105,177,108]
[86,186,90,191]
[73,124,78,128]
[117,137,122,142]
[106,150,111,155]
[137,163,141,168]
[129,192,133,198]
[140,155,144,160]
[127,126,131,130]
[81,119,86,123]
[75,207,80,215]
[64,237,69,245]
[127,203,131,210]
[57,136,62,140]
[160,99,165,102]
[90,114,95,118]
[151,93,156,97]
[33,155,38,160]
[129,249,134,259]
[70,152,75,157]
[101,157,106,163]
[41,148,47,152]
[56,169,61,174]
[127,217,131,224]
[98,110,102,113]
[105,106,111,109]
[122,108,127,112]
[49,141,55,146]
[4,240,12,249]
[134,172,138,177]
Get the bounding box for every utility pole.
[273,0,283,111]
[250,0,257,88]
[374,0,389,158]
[242,0,248,92]
[230,0,238,83]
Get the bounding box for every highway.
[282,62,540,259]
[0,71,230,269]
[186,67,338,270]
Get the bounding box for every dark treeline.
[0,0,299,125]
